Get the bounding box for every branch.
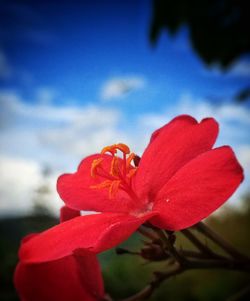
[120,264,182,301]
[119,257,250,301]
[138,226,160,241]
[157,229,186,265]
[181,228,226,259]
[117,221,250,301]
[195,222,249,260]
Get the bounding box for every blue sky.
[0,0,250,215]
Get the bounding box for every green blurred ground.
[1,198,250,301]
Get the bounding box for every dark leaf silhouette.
[150,0,250,69]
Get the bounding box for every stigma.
[90,143,138,199]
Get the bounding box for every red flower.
[19,115,243,264]
[14,212,105,301]
[60,205,81,222]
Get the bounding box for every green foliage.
[150,0,250,69]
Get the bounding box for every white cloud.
[0,90,86,123]
[176,94,250,127]
[40,105,131,162]
[237,144,250,185]
[225,144,250,208]
[0,155,63,216]
[0,89,250,216]
[100,76,145,100]
[139,93,250,132]
[0,156,41,215]
[237,145,250,168]
[0,90,132,168]
[0,90,133,215]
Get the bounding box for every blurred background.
[0,0,249,300]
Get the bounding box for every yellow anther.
[101,144,117,155]
[126,152,136,167]
[101,143,130,156]
[110,156,120,177]
[115,143,130,154]
[90,158,103,177]
[108,180,121,199]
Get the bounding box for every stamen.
[91,158,103,177]
[90,180,111,189]
[127,168,137,178]
[126,153,136,168]
[101,143,130,155]
[115,143,130,154]
[101,145,117,155]
[109,180,121,199]
[110,156,120,177]
[90,142,138,200]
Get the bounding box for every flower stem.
[119,264,182,301]
[138,226,160,241]
[156,229,186,265]
[194,222,249,260]
[118,257,250,301]
[118,222,250,301]
[181,228,225,259]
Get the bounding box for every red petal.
[19,212,153,263]
[73,249,104,299]
[135,115,219,198]
[15,249,104,301]
[150,146,244,230]
[60,206,80,222]
[149,115,197,143]
[57,154,133,213]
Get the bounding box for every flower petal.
[15,250,104,301]
[60,205,80,222]
[19,212,154,263]
[73,248,104,299]
[135,115,219,198]
[150,146,244,230]
[149,115,197,143]
[57,154,133,213]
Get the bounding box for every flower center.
[90,143,138,200]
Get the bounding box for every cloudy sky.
[0,0,250,216]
